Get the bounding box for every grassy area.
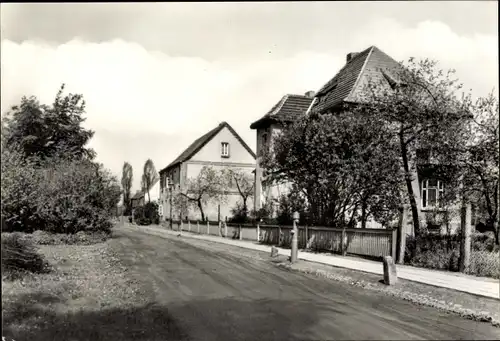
[1,231,163,341]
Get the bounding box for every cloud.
[1,17,497,191]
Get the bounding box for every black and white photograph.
[1,2,499,340]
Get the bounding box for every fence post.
[459,202,472,273]
[207,220,210,235]
[218,220,222,237]
[197,221,200,234]
[304,225,309,250]
[278,226,282,246]
[391,229,398,260]
[239,225,242,240]
[188,220,191,232]
[256,223,260,242]
[224,220,228,238]
[341,228,347,256]
[398,206,408,264]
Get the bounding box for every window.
[221,142,230,158]
[421,179,444,209]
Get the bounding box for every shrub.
[1,148,121,234]
[29,230,110,245]
[469,251,500,279]
[228,202,251,224]
[133,202,159,225]
[405,232,499,276]
[1,232,49,278]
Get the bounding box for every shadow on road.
[3,292,324,341]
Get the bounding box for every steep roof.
[312,46,403,113]
[159,122,256,174]
[131,191,144,200]
[250,94,315,129]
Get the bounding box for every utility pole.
[291,211,299,263]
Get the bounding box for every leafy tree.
[121,162,133,215]
[176,166,226,221]
[141,159,159,203]
[2,84,95,160]
[353,58,472,237]
[222,169,254,220]
[262,110,404,228]
[461,94,499,243]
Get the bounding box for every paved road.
[113,226,500,340]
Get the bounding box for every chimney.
[304,90,316,98]
[346,52,359,63]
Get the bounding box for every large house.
[159,122,256,222]
[251,45,463,235]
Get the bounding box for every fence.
[161,218,397,259]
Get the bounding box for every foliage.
[221,168,254,221]
[461,94,499,244]
[405,232,499,278]
[175,166,227,221]
[228,202,251,224]
[1,84,95,161]
[261,109,404,227]
[351,58,472,237]
[275,187,309,226]
[1,232,49,278]
[133,202,160,225]
[121,162,133,215]
[141,159,159,203]
[28,230,111,245]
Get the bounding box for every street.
[111,226,499,340]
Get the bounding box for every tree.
[2,84,95,160]
[354,58,472,237]
[261,110,404,228]
[461,94,499,244]
[141,159,159,203]
[222,169,254,220]
[177,166,226,222]
[121,162,133,215]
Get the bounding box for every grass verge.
[1,231,182,341]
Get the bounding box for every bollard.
[239,225,242,240]
[383,256,398,285]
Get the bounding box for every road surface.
[112,226,500,340]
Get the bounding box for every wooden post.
[197,221,200,234]
[341,228,347,256]
[460,202,472,273]
[239,225,242,240]
[218,220,222,237]
[207,220,210,235]
[304,225,309,250]
[278,226,282,246]
[256,223,260,242]
[398,206,408,264]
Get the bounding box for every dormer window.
[221,142,230,158]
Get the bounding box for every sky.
[1,2,498,192]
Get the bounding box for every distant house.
[250,92,316,217]
[159,121,256,222]
[252,45,464,235]
[130,179,161,216]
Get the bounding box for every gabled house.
[250,92,316,216]
[252,45,463,234]
[130,178,161,213]
[159,121,256,222]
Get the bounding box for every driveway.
[111,226,500,340]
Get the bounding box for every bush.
[29,230,110,245]
[469,250,500,278]
[228,202,251,224]
[133,202,159,225]
[405,232,499,276]
[1,148,121,234]
[1,232,50,278]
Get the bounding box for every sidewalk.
[129,224,500,299]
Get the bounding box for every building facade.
[159,122,256,222]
